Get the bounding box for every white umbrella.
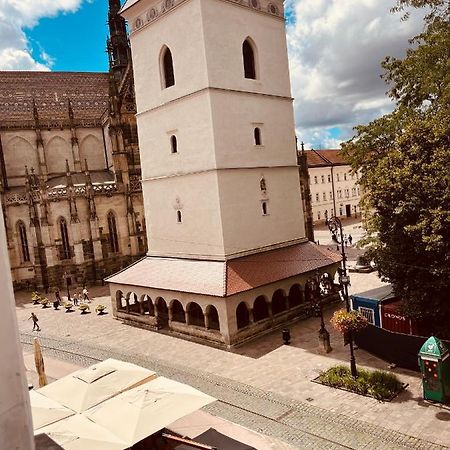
[29,390,74,429]
[37,358,156,413]
[85,377,216,447]
[36,414,128,450]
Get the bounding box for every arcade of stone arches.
[114,272,336,337]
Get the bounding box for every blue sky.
[27,0,109,72]
[1,0,425,149]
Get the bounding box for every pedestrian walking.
[348,234,353,246]
[29,312,40,331]
[344,234,348,247]
[73,291,79,306]
[55,289,62,303]
[53,289,61,310]
[82,286,90,303]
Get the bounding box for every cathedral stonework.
[0,0,147,291]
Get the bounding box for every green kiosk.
[418,336,450,403]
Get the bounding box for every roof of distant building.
[106,242,342,297]
[304,149,348,168]
[0,71,109,123]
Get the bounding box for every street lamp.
[308,270,333,353]
[326,216,358,377]
[62,271,71,302]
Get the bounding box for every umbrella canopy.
[175,428,257,450]
[35,414,128,450]
[37,358,156,413]
[34,337,48,388]
[30,390,74,430]
[85,377,216,447]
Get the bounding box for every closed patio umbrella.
[37,358,156,413]
[34,337,48,387]
[84,376,216,447]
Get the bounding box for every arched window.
[254,127,262,145]
[177,210,182,223]
[108,212,119,253]
[59,218,71,260]
[17,221,30,263]
[288,284,303,308]
[253,296,269,321]
[170,135,177,153]
[206,305,220,330]
[188,302,204,327]
[261,201,268,215]
[242,39,256,79]
[162,47,175,88]
[171,300,186,323]
[271,289,286,315]
[236,302,250,329]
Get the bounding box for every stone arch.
[170,299,185,323]
[253,295,269,321]
[79,134,105,170]
[140,294,154,316]
[4,136,38,183]
[236,302,250,330]
[155,297,168,328]
[205,305,220,331]
[288,284,303,308]
[45,136,71,174]
[116,290,125,311]
[128,292,140,313]
[187,302,204,327]
[271,289,287,315]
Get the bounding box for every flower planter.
[331,309,368,334]
[64,303,73,312]
[79,304,90,314]
[95,305,106,315]
[40,298,49,309]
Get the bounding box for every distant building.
[108,0,341,348]
[0,0,147,291]
[305,149,362,223]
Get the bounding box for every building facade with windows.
[107,0,340,348]
[306,149,362,223]
[0,0,147,290]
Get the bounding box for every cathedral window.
[177,210,182,223]
[242,39,256,79]
[17,221,30,263]
[59,218,71,260]
[170,135,178,153]
[254,127,262,145]
[162,46,175,88]
[108,212,120,253]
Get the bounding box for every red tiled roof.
[305,149,348,168]
[0,71,109,123]
[106,242,341,297]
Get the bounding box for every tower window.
[59,218,71,260]
[162,47,175,88]
[170,135,177,153]
[254,127,262,145]
[177,210,182,223]
[242,39,256,79]
[261,201,268,215]
[108,212,120,253]
[17,221,30,263]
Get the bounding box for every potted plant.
[331,309,369,335]
[79,303,90,314]
[95,304,106,315]
[40,297,49,308]
[64,302,73,312]
[31,291,41,305]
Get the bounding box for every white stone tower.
[122,0,305,259]
[108,0,340,347]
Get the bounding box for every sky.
[0,0,425,148]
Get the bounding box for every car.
[348,256,375,273]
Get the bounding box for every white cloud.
[286,0,425,148]
[0,0,84,70]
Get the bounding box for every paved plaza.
[17,268,450,449]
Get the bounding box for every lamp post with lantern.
[326,216,357,377]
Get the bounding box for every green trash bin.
[418,336,450,403]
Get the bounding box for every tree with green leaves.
[342,0,450,334]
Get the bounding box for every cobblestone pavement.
[20,332,447,450]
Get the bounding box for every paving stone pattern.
[21,332,447,450]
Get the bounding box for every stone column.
[0,207,35,450]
